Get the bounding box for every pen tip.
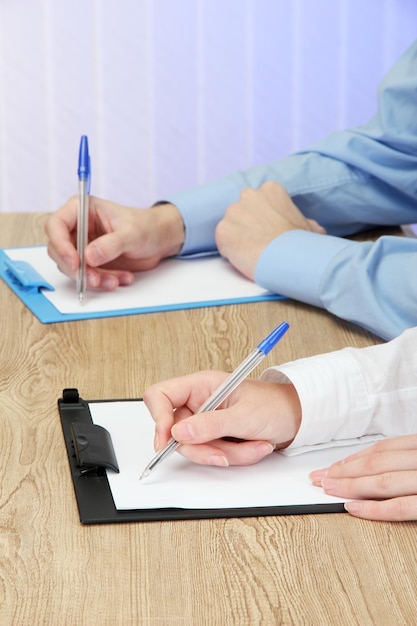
[79,293,84,305]
[139,469,150,481]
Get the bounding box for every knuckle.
[372,440,388,453]
[381,496,415,522]
[362,451,384,474]
[261,181,279,192]
[207,411,223,436]
[394,497,415,521]
[239,187,255,202]
[142,387,155,407]
[261,181,284,197]
[199,411,224,441]
[143,383,165,404]
[378,471,394,493]
[223,201,240,221]
[215,221,228,250]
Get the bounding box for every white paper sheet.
[89,400,368,511]
[5,246,273,315]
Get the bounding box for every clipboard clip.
[71,422,120,475]
[4,259,54,294]
[61,388,119,476]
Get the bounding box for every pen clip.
[87,155,91,194]
[77,136,90,182]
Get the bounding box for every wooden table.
[1,213,416,626]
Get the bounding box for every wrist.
[151,201,185,257]
[274,383,302,449]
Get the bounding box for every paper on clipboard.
[89,400,368,511]
[1,246,283,322]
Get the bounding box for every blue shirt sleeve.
[166,39,417,339]
[255,231,417,340]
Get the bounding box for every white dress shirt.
[261,327,417,453]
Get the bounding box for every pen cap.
[78,135,90,181]
[257,321,289,355]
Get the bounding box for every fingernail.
[344,501,362,514]
[208,455,229,467]
[120,274,134,286]
[256,442,275,456]
[88,243,104,265]
[101,276,118,290]
[87,271,100,288]
[309,469,326,485]
[172,422,194,441]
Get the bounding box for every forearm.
[168,149,416,258]
[168,40,417,256]
[262,327,417,452]
[255,231,417,340]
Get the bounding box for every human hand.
[310,435,417,521]
[215,181,326,280]
[144,371,301,467]
[45,196,185,290]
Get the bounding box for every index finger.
[345,495,417,522]
[143,371,230,422]
[333,435,417,467]
[143,371,231,448]
[45,197,80,273]
[45,196,79,244]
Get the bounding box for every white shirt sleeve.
[260,327,417,454]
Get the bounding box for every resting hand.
[144,371,301,467]
[215,181,325,280]
[310,435,417,521]
[45,196,185,290]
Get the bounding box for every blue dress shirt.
[168,40,417,340]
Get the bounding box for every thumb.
[172,411,228,444]
[307,218,326,234]
[85,231,128,267]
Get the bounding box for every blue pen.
[139,321,290,480]
[77,135,91,304]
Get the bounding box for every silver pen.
[139,321,290,480]
[77,135,91,304]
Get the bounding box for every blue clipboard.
[0,247,284,324]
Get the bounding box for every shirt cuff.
[254,230,356,307]
[167,172,247,256]
[260,348,374,452]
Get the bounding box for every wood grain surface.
[1,213,415,626]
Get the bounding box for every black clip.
[70,422,120,475]
[59,388,119,476]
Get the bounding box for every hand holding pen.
[77,135,91,303]
[140,322,291,479]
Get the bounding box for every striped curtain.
[0,0,415,213]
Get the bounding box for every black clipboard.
[58,389,344,525]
